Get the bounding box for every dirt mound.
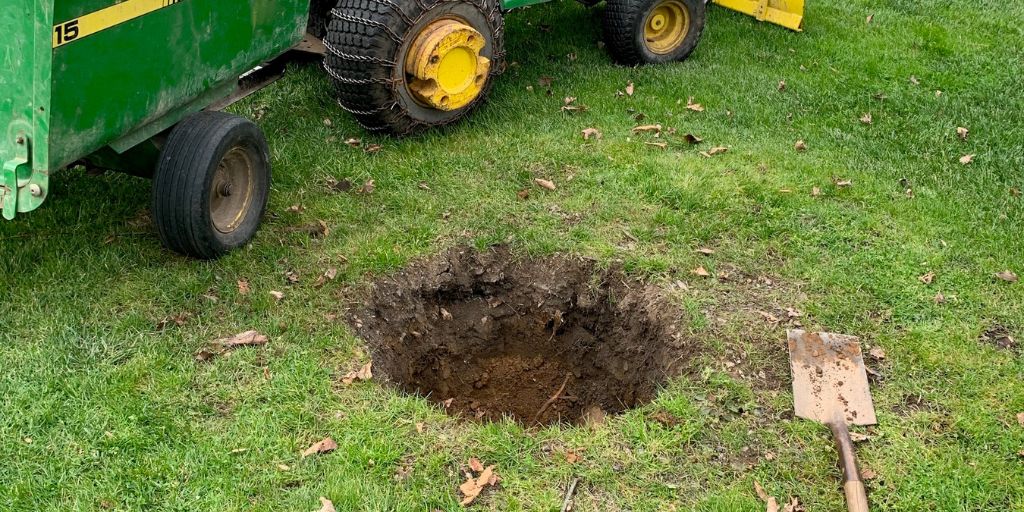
[349,246,699,425]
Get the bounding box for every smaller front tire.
[152,111,271,259]
[603,0,705,65]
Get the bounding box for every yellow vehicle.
[309,0,804,134]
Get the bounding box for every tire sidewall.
[630,0,705,64]
[198,121,271,256]
[391,2,502,126]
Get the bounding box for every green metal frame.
[1,0,309,220]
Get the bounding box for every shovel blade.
[787,330,877,426]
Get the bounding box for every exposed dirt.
[979,323,1017,351]
[349,246,699,425]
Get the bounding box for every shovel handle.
[829,421,869,512]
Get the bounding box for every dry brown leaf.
[759,311,780,324]
[440,308,453,320]
[919,271,935,285]
[697,247,715,255]
[866,13,874,24]
[237,279,251,295]
[625,81,635,96]
[995,270,1018,283]
[326,177,353,192]
[777,80,786,92]
[959,154,974,165]
[344,138,361,147]
[632,124,662,134]
[811,186,821,197]
[753,481,779,512]
[957,126,969,141]
[861,468,878,480]
[534,178,557,191]
[217,330,268,349]
[686,97,704,112]
[341,361,373,384]
[683,133,703,144]
[565,450,582,464]
[516,188,530,200]
[322,118,332,127]
[933,291,945,304]
[1016,412,1024,427]
[316,496,337,512]
[794,140,808,151]
[359,179,376,194]
[860,112,873,124]
[1010,187,1021,197]
[782,496,803,512]
[443,398,455,408]
[459,465,498,506]
[468,458,485,473]
[415,422,425,433]
[581,127,602,140]
[418,181,431,190]
[692,266,711,277]
[645,141,668,149]
[834,178,852,187]
[707,146,729,156]
[302,437,338,458]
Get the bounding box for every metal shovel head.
[787,330,877,426]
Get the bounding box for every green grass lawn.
[2,0,1023,510]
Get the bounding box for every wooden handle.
[829,420,869,512]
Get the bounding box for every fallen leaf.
[866,13,874,24]
[1016,412,1024,427]
[764,451,776,461]
[811,186,821,197]
[443,398,455,408]
[302,437,338,458]
[344,138,361,147]
[415,422,425,433]
[565,450,582,464]
[534,178,557,191]
[849,432,870,443]
[794,140,808,151]
[237,279,250,295]
[995,270,1018,283]
[785,307,802,318]
[516,188,530,200]
[359,179,376,194]
[1011,187,1021,197]
[692,266,711,277]
[697,247,715,255]
[909,75,920,85]
[537,76,553,88]
[322,118,332,127]
[440,308,453,320]
[316,496,337,512]
[919,271,935,285]
[933,291,945,304]
[686,97,704,112]
[860,112,873,124]
[217,330,268,349]
[285,204,305,213]
[341,361,373,384]
[459,465,499,506]
[418,181,431,190]
[758,311,780,324]
[581,127,602,140]
[683,133,703,144]
[753,481,779,512]
[625,81,635,96]
[468,458,485,473]
[645,141,668,149]
[860,468,877,480]
[632,124,662,134]
[957,126,969,141]
[959,154,974,165]
[782,496,803,512]
[834,178,852,187]
[285,270,300,283]
[313,268,339,288]
[706,146,729,156]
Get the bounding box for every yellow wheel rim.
[405,18,490,111]
[643,0,689,55]
[209,146,255,234]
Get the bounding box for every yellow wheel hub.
[643,0,689,55]
[405,18,490,111]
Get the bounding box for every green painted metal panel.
[1,0,309,218]
[500,0,553,10]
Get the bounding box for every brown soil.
[349,246,699,426]
[979,323,1017,351]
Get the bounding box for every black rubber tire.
[152,111,271,259]
[603,0,705,65]
[323,0,505,135]
[308,0,334,38]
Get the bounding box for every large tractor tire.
[323,0,505,135]
[152,112,271,259]
[603,0,705,65]
[308,0,335,38]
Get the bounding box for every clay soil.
[349,246,699,425]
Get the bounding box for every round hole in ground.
[350,246,699,426]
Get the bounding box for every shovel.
[787,329,877,512]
